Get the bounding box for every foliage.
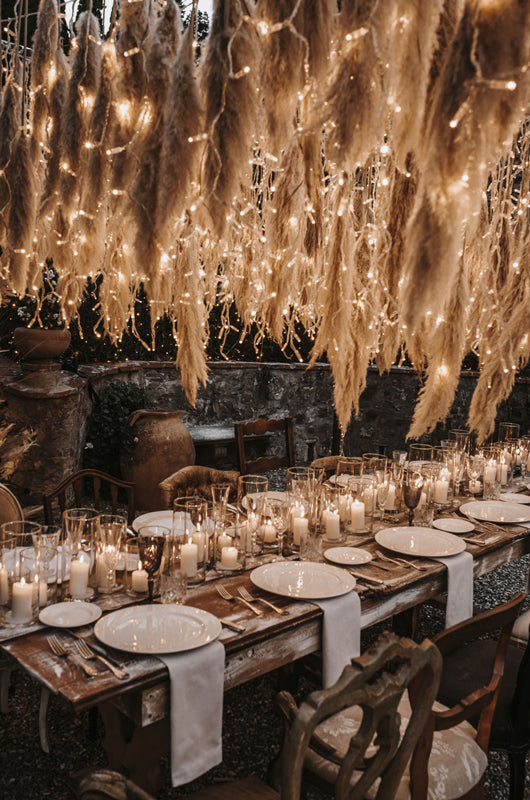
[83,381,149,477]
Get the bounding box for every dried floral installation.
[0,0,529,441]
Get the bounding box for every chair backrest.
[158,465,240,507]
[43,469,136,525]
[428,591,525,755]
[310,455,341,480]
[235,417,295,475]
[280,632,442,800]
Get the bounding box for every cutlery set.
[215,583,288,616]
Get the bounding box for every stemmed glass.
[403,471,423,526]
[237,475,268,567]
[375,471,390,523]
[138,529,166,602]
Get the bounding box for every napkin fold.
[314,591,361,688]
[433,551,474,628]
[158,639,225,787]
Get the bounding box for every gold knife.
[348,570,386,585]
[220,618,246,632]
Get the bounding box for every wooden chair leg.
[39,686,51,753]
[508,752,528,800]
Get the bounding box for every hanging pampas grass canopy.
[1,0,529,442]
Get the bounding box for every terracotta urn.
[121,410,196,511]
[13,327,71,371]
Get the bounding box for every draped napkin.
[432,551,474,628]
[314,591,361,688]
[158,640,225,787]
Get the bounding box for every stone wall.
[2,357,530,505]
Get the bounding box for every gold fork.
[375,549,428,572]
[215,583,263,615]
[47,635,98,678]
[75,638,130,680]
[238,586,288,615]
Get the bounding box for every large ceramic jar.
[13,327,71,370]
[121,410,195,511]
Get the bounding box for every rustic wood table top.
[3,505,530,714]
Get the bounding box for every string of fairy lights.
[0,0,529,441]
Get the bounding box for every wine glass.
[137,529,166,601]
[237,475,268,566]
[375,471,390,523]
[403,471,423,526]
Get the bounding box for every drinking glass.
[407,444,433,471]
[181,498,209,584]
[237,475,268,565]
[137,527,167,601]
[334,457,363,485]
[260,496,288,558]
[375,471,390,523]
[448,428,471,453]
[211,483,231,523]
[362,454,388,475]
[498,422,520,442]
[160,571,187,604]
[403,471,423,526]
[97,514,126,593]
[62,509,99,600]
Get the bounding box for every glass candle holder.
[62,508,99,600]
[320,485,345,544]
[125,536,149,597]
[215,519,246,574]
[96,514,126,593]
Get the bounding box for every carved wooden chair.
[285,592,525,800]
[73,632,442,800]
[437,603,530,800]
[158,465,240,507]
[235,417,295,475]
[43,468,136,525]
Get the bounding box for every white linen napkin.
[433,551,474,628]
[314,591,361,688]
[158,640,225,787]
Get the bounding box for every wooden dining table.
[2,505,530,791]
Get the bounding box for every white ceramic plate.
[375,527,465,557]
[250,561,355,599]
[324,547,373,565]
[132,510,175,533]
[500,492,530,505]
[460,500,530,524]
[432,518,475,534]
[94,605,222,654]
[39,601,102,628]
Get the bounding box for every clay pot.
[13,327,71,371]
[121,410,195,511]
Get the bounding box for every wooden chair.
[43,468,136,525]
[310,455,342,480]
[158,465,240,507]
[235,417,295,475]
[437,604,530,800]
[73,632,442,800]
[286,592,525,800]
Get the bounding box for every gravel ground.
[1,556,530,799]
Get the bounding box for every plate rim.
[39,600,102,628]
[432,518,475,534]
[132,509,173,533]
[500,492,530,505]
[250,560,356,599]
[375,526,465,557]
[323,546,373,565]
[94,604,222,654]
[459,499,530,523]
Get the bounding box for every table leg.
[39,686,51,753]
[98,700,170,794]
[392,607,419,639]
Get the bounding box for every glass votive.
[160,570,187,604]
[257,496,288,555]
[20,545,57,609]
[215,522,246,574]
[432,464,451,506]
[483,459,501,500]
[6,546,42,625]
[357,475,376,533]
[62,509,99,600]
[96,514,126,593]
[124,536,149,596]
[320,485,345,544]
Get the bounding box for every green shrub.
[84,381,149,477]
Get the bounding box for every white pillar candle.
[484,464,497,483]
[338,494,350,522]
[348,500,365,531]
[221,546,239,569]
[0,565,8,605]
[38,580,47,607]
[433,479,448,504]
[131,561,148,593]
[323,509,340,540]
[262,523,277,543]
[385,482,396,510]
[292,515,308,546]
[96,555,114,591]
[11,578,33,623]
[192,530,206,562]
[497,463,508,484]
[69,557,89,599]
[181,542,198,578]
